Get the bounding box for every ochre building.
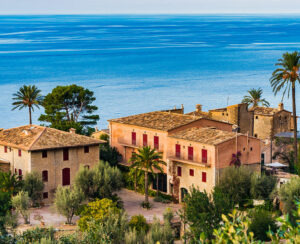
[109,110,261,202]
[0,125,104,202]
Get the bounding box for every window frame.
[63,148,69,161]
[84,146,89,153]
[177,166,182,177]
[202,172,207,182]
[42,170,48,182]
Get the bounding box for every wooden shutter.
[132,132,136,145]
[188,146,193,160]
[154,136,159,150]
[143,134,148,147]
[18,149,22,157]
[202,149,207,163]
[189,169,194,176]
[202,172,207,182]
[175,144,181,158]
[4,146,7,153]
[177,166,182,177]
[62,168,70,186]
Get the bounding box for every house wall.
[166,137,216,197]
[253,115,273,140]
[109,122,168,170]
[0,146,31,175]
[31,145,99,202]
[273,111,292,135]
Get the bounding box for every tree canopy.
[39,84,99,135]
[242,88,270,108]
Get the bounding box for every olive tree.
[23,171,44,207]
[11,191,30,224]
[54,186,84,224]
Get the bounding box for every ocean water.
[0,15,300,129]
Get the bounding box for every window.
[132,132,136,145]
[202,149,207,163]
[18,149,22,157]
[63,148,69,161]
[188,146,193,160]
[177,166,182,177]
[18,169,22,180]
[243,147,245,151]
[84,146,89,153]
[154,136,159,150]
[254,134,258,138]
[175,144,181,158]
[42,150,47,158]
[250,147,253,151]
[256,116,258,119]
[43,192,48,199]
[189,169,194,176]
[4,146,7,153]
[14,168,17,174]
[42,170,48,182]
[62,168,70,186]
[84,165,90,170]
[143,134,148,147]
[202,172,207,182]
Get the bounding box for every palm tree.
[129,146,166,206]
[12,85,42,125]
[270,51,300,171]
[242,88,270,108]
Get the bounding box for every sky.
[1,0,300,14]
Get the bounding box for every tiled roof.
[169,127,238,145]
[0,125,104,151]
[185,111,210,118]
[250,107,280,115]
[108,111,202,131]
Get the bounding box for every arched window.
[42,170,48,182]
[62,168,70,186]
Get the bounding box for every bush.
[217,166,252,207]
[251,173,277,200]
[0,191,12,234]
[141,201,151,209]
[0,171,23,195]
[78,198,120,231]
[74,161,123,200]
[278,177,300,222]
[128,214,149,233]
[99,134,122,167]
[145,217,174,244]
[54,186,84,224]
[249,209,277,241]
[183,187,233,241]
[23,171,44,207]
[124,167,146,192]
[11,190,30,224]
[16,227,55,243]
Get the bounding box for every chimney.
[69,128,76,134]
[196,104,202,112]
[278,103,284,111]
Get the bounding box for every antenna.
[227,96,229,106]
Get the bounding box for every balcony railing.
[168,156,210,168]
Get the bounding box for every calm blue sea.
[0,15,300,129]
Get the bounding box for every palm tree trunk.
[292,84,298,173]
[156,173,159,197]
[145,171,149,204]
[29,106,32,125]
[134,169,137,192]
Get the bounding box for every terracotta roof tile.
[109,111,201,131]
[169,127,238,145]
[0,125,104,151]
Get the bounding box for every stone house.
[109,110,261,202]
[0,125,104,202]
[188,103,295,140]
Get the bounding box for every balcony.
[168,156,211,168]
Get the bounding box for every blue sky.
[1,0,300,14]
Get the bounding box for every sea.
[0,15,300,129]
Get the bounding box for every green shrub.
[217,166,252,207]
[249,208,277,241]
[16,227,55,243]
[23,171,44,207]
[54,185,84,224]
[145,217,174,244]
[0,171,23,195]
[11,190,30,224]
[78,198,121,231]
[141,201,151,209]
[278,177,300,218]
[74,161,123,200]
[250,173,277,200]
[124,167,146,192]
[128,214,149,233]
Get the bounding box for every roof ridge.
[28,127,47,150]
